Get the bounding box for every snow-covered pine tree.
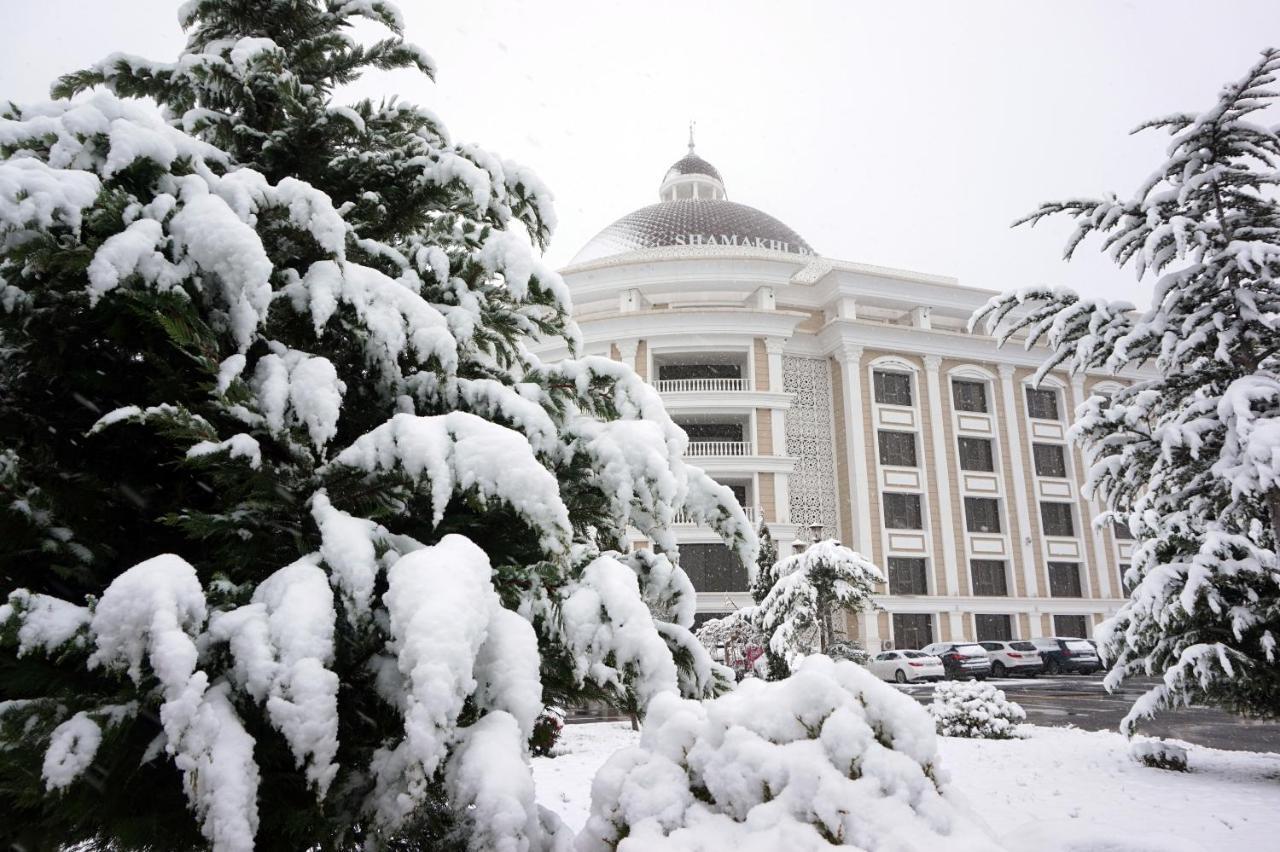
[750,539,882,667]
[972,48,1280,733]
[748,520,779,604]
[0,2,753,849]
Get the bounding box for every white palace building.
[542,140,1136,651]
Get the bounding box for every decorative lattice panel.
[784,355,839,534]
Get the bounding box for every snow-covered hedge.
[577,656,1002,851]
[929,681,1026,739]
[1130,739,1188,772]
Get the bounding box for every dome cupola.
[658,126,726,201]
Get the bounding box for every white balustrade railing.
[674,505,758,525]
[686,441,752,457]
[656,377,748,393]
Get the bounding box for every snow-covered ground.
[533,721,1280,851]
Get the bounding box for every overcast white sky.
[4,1,1279,299]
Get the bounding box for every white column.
[617,339,640,376]
[998,364,1040,597]
[863,607,882,650]
[1071,376,1115,599]
[836,344,874,556]
[922,355,961,596]
[765,336,786,390]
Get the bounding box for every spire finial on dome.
[688,120,696,153]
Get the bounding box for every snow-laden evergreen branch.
[974,48,1280,733]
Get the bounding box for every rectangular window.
[883,492,923,530]
[679,422,744,442]
[1040,502,1075,537]
[964,497,1002,533]
[680,544,748,593]
[657,363,742,381]
[888,557,929,595]
[1026,387,1060,420]
[1032,443,1067,478]
[1119,563,1133,594]
[892,613,934,650]
[878,430,918,467]
[975,613,1013,642]
[951,380,988,413]
[1053,614,1090,638]
[873,370,913,406]
[957,437,995,472]
[1113,523,1134,541]
[970,560,1009,596]
[1048,561,1083,597]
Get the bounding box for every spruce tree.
[973,48,1280,733]
[0,2,753,849]
[750,539,882,667]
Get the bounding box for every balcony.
[656,377,748,393]
[687,441,753,457]
[674,505,758,525]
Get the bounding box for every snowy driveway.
[893,676,1280,752]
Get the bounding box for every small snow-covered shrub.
[578,655,1003,851]
[529,706,566,757]
[1130,739,1188,771]
[929,680,1026,739]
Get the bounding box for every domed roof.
[572,199,815,265]
[571,138,815,265]
[664,152,722,183]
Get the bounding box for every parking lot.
[897,674,1280,753]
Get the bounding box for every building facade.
[542,143,1136,651]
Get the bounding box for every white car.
[978,640,1044,678]
[869,650,946,684]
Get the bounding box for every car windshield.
[1066,640,1094,653]
[902,651,928,658]
[1009,641,1036,651]
[955,644,986,656]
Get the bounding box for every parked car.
[920,642,992,679]
[1030,636,1103,675]
[868,650,945,684]
[978,640,1044,678]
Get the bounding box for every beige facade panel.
[758,472,777,523]
[754,338,770,391]
[756,408,774,455]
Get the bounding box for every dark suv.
[920,641,993,680]
[1030,637,1102,675]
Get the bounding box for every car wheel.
[1046,659,1061,675]
[894,669,907,684]
[992,662,1006,678]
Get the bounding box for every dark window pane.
[970,560,1009,596]
[1048,561,1083,597]
[679,422,743,442]
[1040,502,1075,537]
[1113,523,1134,541]
[1119,563,1134,594]
[892,613,934,649]
[964,497,1002,533]
[658,363,741,381]
[1026,388,1060,420]
[883,492,923,530]
[957,437,995,472]
[878,430,918,467]
[1032,443,1067,478]
[975,613,1013,641]
[1053,614,1090,637]
[874,370,913,406]
[888,557,929,595]
[952,380,988,413]
[681,544,747,593]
